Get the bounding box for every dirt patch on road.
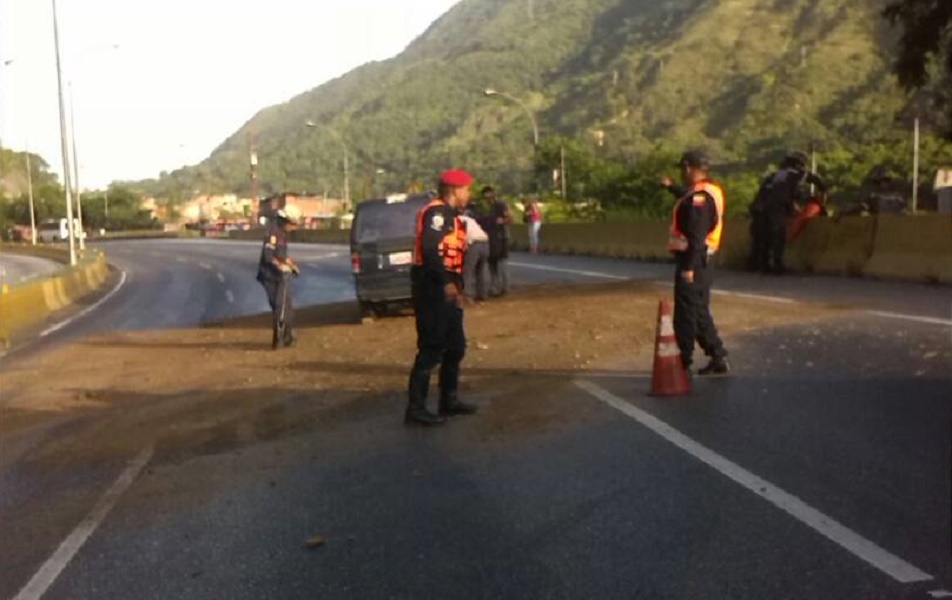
[0,281,837,462]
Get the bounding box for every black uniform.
[256,223,294,348]
[671,190,727,370]
[754,167,827,273]
[406,202,468,423]
[487,199,511,296]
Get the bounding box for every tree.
[883,0,952,136]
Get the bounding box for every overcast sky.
[0,0,460,188]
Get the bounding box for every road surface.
[0,252,60,287]
[0,239,950,600]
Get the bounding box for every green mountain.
[135,0,950,205]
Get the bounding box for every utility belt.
[411,266,463,287]
[672,251,713,269]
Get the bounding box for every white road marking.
[508,261,628,280]
[216,272,226,284]
[574,379,934,584]
[928,590,952,598]
[864,310,952,327]
[711,289,797,304]
[533,371,652,379]
[39,270,128,338]
[653,281,797,305]
[307,252,340,261]
[198,262,213,270]
[225,289,235,304]
[13,445,154,600]
[175,257,188,263]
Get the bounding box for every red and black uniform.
[407,198,468,417]
[668,182,728,370]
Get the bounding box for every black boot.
[283,329,297,348]
[404,407,446,426]
[272,329,283,350]
[439,394,478,417]
[698,357,731,376]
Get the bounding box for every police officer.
[256,209,300,350]
[405,169,478,426]
[754,151,827,274]
[666,150,730,375]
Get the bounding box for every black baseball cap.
[676,149,710,169]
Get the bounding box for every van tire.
[359,301,379,320]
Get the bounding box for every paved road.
[1,239,950,600]
[0,252,60,287]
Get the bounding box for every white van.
[36,218,83,243]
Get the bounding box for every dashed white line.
[225,289,235,304]
[864,310,952,327]
[928,590,952,599]
[574,379,934,585]
[13,445,154,600]
[216,272,226,284]
[198,262,213,270]
[508,261,628,280]
[39,270,128,338]
[712,289,798,304]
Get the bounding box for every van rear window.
[354,196,431,244]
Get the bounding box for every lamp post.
[65,44,118,249]
[52,0,77,265]
[68,81,85,250]
[305,120,350,211]
[25,148,36,245]
[483,88,539,147]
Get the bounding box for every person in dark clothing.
[483,186,513,296]
[405,169,479,426]
[665,150,730,376]
[753,151,827,274]
[256,209,300,349]
[747,173,772,271]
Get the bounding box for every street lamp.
[483,88,540,147]
[66,44,119,251]
[52,0,77,265]
[305,120,350,211]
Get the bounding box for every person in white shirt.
[460,206,491,301]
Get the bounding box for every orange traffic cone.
[650,299,691,396]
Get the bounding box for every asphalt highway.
[0,252,60,287]
[1,239,950,600]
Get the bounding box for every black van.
[350,192,434,316]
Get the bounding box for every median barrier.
[223,215,949,285]
[0,247,110,346]
[863,214,952,284]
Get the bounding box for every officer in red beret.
[405,169,479,425]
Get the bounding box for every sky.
[0,0,460,189]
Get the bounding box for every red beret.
[440,169,473,187]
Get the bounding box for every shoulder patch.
[431,213,445,231]
[692,193,707,205]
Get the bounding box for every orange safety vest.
[667,180,726,253]
[413,199,467,274]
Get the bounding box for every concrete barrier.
[228,215,949,286]
[864,214,952,284]
[0,246,110,346]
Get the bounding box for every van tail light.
[351,252,361,274]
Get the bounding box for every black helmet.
[784,151,810,169]
[676,149,710,170]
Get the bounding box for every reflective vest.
[667,180,726,253]
[413,199,467,274]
